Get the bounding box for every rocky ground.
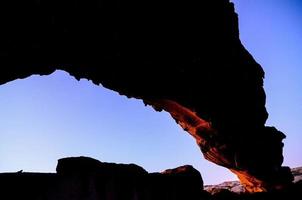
[292,167,302,183]
[205,181,245,194]
[205,167,302,194]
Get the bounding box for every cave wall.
[0,0,293,192]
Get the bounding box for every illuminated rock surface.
[0,0,293,192]
[205,167,302,194]
[292,167,302,183]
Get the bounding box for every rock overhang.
[0,0,293,192]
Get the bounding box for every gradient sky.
[0,0,301,185]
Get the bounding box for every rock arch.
[0,0,293,192]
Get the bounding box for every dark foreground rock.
[0,157,205,200]
[0,157,301,200]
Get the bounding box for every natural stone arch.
[0,0,293,192]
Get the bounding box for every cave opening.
[0,70,237,185]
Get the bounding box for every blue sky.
[0,0,301,184]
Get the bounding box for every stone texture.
[0,0,293,191]
[205,181,245,194]
[205,167,302,194]
[292,167,302,183]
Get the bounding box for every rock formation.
[0,157,206,200]
[292,167,302,183]
[205,181,245,194]
[205,167,302,194]
[0,0,293,192]
[0,157,301,200]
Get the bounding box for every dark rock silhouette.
[56,157,147,177]
[0,157,205,200]
[149,165,204,200]
[0,157,301,200]
[0,0,294,191]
